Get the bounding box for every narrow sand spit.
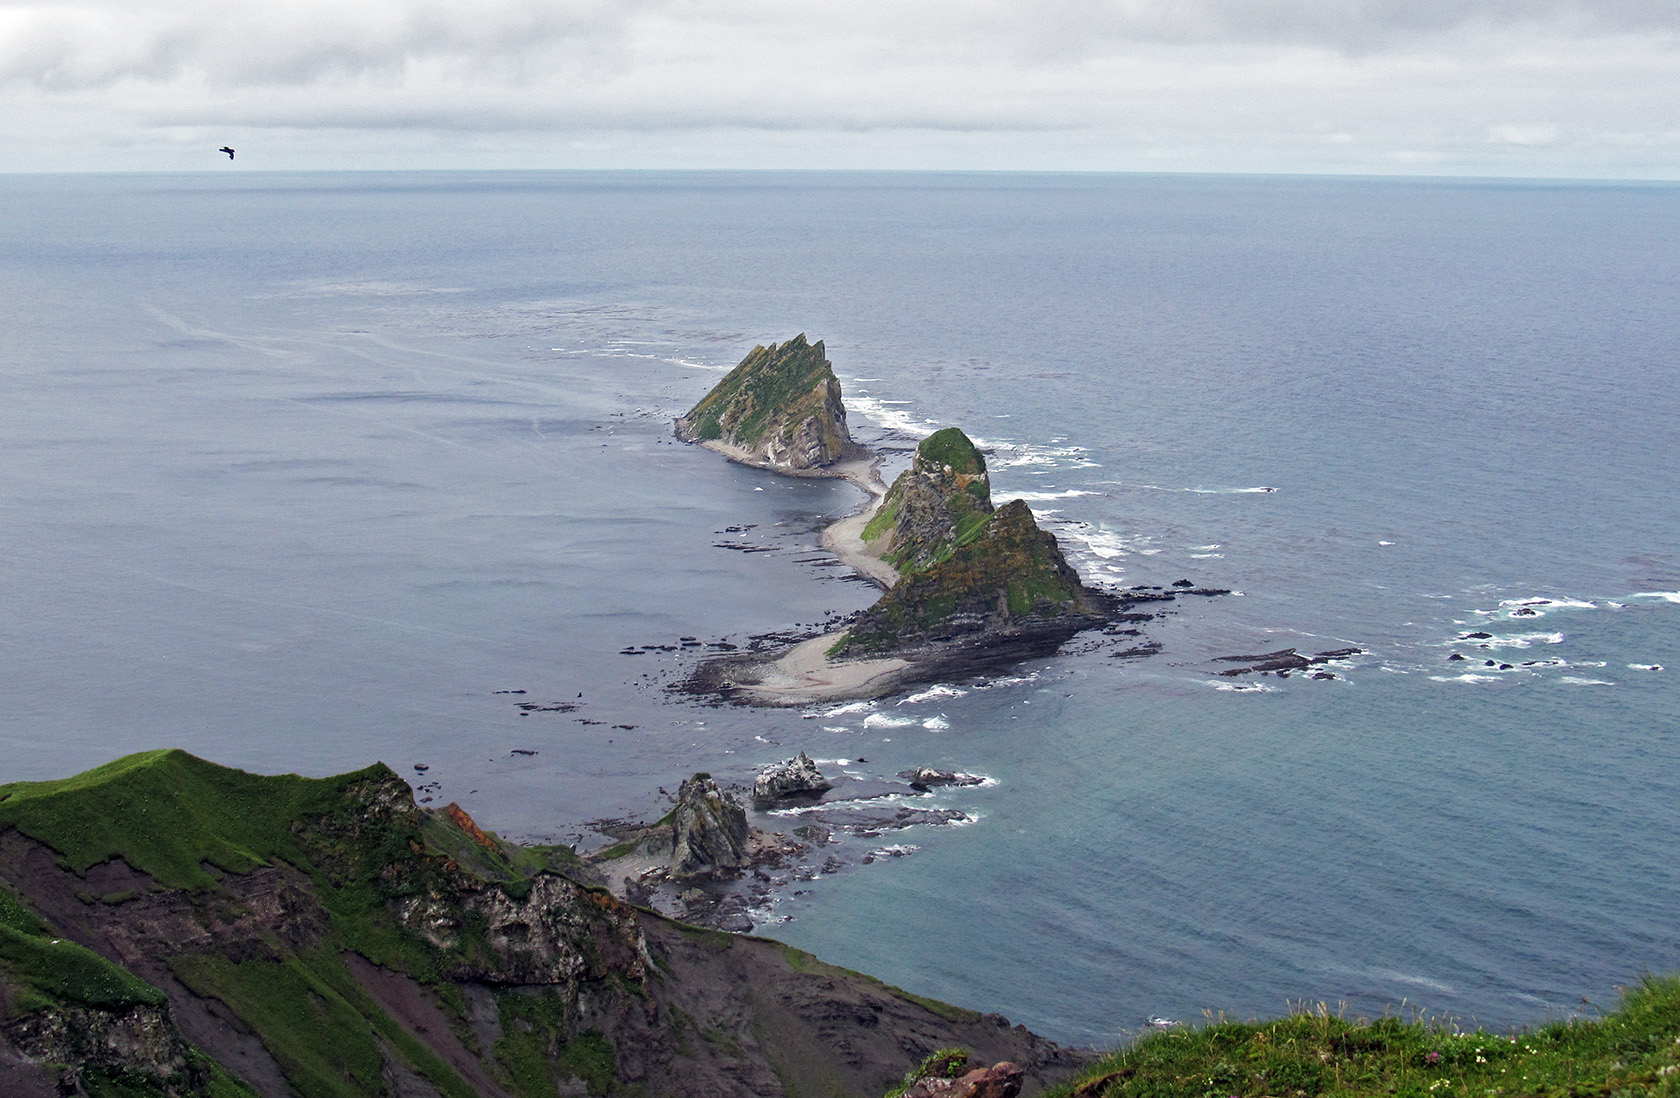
[693,442,913,704]
[727,635,911,705]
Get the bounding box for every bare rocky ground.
[580,766,982,934]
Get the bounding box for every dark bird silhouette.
[219,147,235,160]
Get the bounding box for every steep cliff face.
[0,751,1082,1098]
[838,500,1108,657]
[863,427,995,573]
[667,774,749,879]
[674,335,854,471]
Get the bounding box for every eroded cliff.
[0,750,1081,1098]
[675,334,855,472]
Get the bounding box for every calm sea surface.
[2,171,1677,1044]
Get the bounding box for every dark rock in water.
[837,500,1110,657]
[1463,631,1494,640]
[1312,671,1336,680]
[1172,578,1195,587]
[897,767,985,788]
[1215,648,1313,675]
[1513,607,1538,616]
[673,334,855,472]
[861,427,994,574]
[1448,653,1467,661]
[670,774,751,880]
[753,751,832,802]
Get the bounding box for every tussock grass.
[1049,978,1680,1098]
[0,749,389,891]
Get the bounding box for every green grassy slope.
[0,748,388,891]
[0,751,536,1098]
[1043,978,1680,1098]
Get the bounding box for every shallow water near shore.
[3,170,1678,1045]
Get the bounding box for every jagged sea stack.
[832,428,1110,658]
[674,334,855,472]
[838,499,1107,655]
[668,773,751,879]
[862,426,995,572]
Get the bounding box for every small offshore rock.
[753,751,832,803]
[898,767,985,788]
[669,773,751,879]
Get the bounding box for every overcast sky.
[3,0,1677,175]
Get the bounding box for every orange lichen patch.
[445,802,499,851]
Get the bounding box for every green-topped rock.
[675,334,855,472]
[837,499,1110,657]
[862,427,995,573]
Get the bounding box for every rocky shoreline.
[578,753,989,933]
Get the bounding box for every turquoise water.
[2,171,1677,1044]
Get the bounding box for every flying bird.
[219,147,235,160]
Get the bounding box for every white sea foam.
[1627,663,1664,671]
[922,716,950,730]
[1104,482,1275,494]
[1459,632,1565,649]
[1632,591,1680,604]
[823,700,878,717]
[821,726,850,733]
[1004,489,1099,502]
[1048,521,1151,560]
[1212,681,1278,692]
[847,394,936,437]
[978,440,1098,470]
[862,713,920,729]
[867,844,919,859]
[1429,673,1503,684]
[897,685,968,705]
[1559,676,1616,686]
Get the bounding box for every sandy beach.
[720,634,913,705]
[692,440,915,704]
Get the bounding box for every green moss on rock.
[864,427,995,574]
[839,499,1104,656]
[674,335,853,470]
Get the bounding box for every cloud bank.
[3,0,1676,173]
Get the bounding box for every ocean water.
[3,170,1678,1045]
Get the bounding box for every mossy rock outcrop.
[863,427,995,573]
[838,499,1108,657]
[675,335,854,472]
[0,750,1078,1098]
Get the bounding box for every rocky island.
[0,750,1082,1098]
[673,334,864,475]
[674,344,1151,704]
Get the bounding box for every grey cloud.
[0,0,663,90]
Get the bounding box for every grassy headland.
[1041,980,1680,1098]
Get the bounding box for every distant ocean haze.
[1,170,1677,1044]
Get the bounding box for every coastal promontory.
[674,334,857,473]
[0,750,1081,1098]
